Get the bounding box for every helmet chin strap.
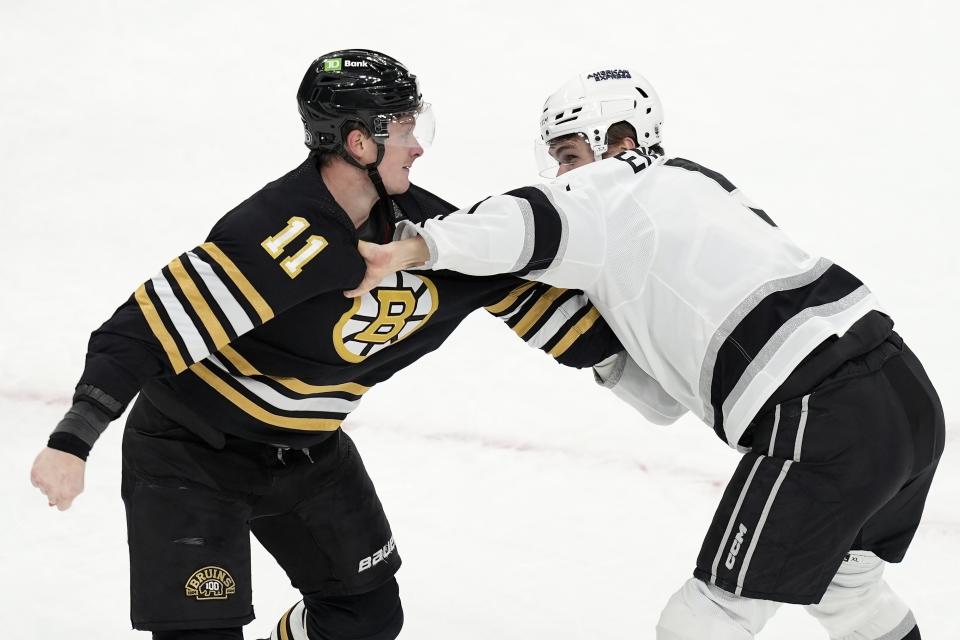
[592,140,609,163]
[337,141,389,195]
[364,144,390,206]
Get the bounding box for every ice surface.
[2,1,957,637]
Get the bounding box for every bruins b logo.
[334,273,438,363]
[185,566,237,601]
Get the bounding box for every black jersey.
[76,158,621,448]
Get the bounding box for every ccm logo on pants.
[725,524,748,570]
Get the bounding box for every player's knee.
[152,628,243,640]
[656,577,779,640]
[805,551,917,639]
[272,577,402,640]
[306,577,403,640]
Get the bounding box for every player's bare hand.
[345,238,430,298]
[30,447,86,511]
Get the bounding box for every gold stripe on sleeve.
[191,363,343,431]
[278,605,292,640]
[218,345,369,396]
[135,284,188,373]
[218,345,259,376]
[200,242,274,323]
[168,257,231,351]
[548,307,601,358]
[272,376,370,397]
[484,281,537,315]
[511,286,566,338]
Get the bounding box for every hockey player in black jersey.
[351,68,944,640]
[29,51,620,640]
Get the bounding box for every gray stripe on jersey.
[711,456,764,582]
[794,394,810,461]
[152,273,208,363]
[699,258,833,427]
[720,285,872,428]
[509,197,537,274]
[735,459,792,596]
[186,251,255,336]
[526,294,590,349]
[206,355,360,414]
[767,404,781,457]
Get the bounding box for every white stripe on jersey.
[151,273,208,363]
[206,355,360,413]
[206,355,361,414]
[186,251,255,336]
[498,286,542,323]
[526,294,590,350]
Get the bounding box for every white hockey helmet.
[535,68,663,177]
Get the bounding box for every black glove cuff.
[47,432,91,461]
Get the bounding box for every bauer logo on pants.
[185,566,237,600]
[359,536,397,573]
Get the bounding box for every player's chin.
[386,175,411,195]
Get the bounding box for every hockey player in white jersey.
[346,69,944,639]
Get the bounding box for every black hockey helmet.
[297,49,423,154]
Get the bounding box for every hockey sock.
[656,577,780,640]
[805,551,916,640]
[268,578,403,640]
[901,625,921,640]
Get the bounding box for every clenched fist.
[30,447,86,511]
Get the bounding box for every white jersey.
[397,151,883,448]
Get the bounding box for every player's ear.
[344,129,371,162]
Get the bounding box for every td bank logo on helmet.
[322,57,369,72]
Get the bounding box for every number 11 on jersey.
[261,216,328,278]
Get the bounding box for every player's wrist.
[396,237,429,269]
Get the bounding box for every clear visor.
[533,132,595,178]
[376,102,436,149]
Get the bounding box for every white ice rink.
[1,1,958,637]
